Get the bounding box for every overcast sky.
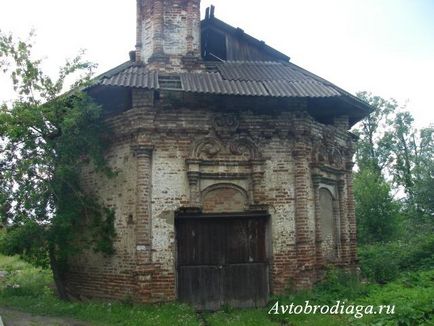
[1,0,433,128]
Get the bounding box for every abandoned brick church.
[67,0,372,309]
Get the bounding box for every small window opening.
[202,29,227,61]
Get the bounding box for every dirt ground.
[0,307,91,326]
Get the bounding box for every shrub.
[358,233,434,283]
[1,268,52,297]
[312,267,371,303]
[352,270,434,326]
[399,234,434,271]
[0,255,52,298]
[0,221,49,268]
[358,243,401,283]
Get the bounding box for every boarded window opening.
[319,188,337,261]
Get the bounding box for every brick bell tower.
[135,0,202,71]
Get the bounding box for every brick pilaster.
[251,160,265,204]
[293,137,316,288]
[131,144,154,301]
[132,145,153,253]
[345,162,357,265]
[337,179,350,264]
[312,174,324,270]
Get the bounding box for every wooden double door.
[176,214,269,310]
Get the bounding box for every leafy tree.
[354,92,434,217]
[353,92,398,174]
[385,113,434,212]
[353,167,399,244]
[0,31,115,299]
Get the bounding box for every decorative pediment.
[228,138,260,160]
[187,132,265,208]
[191,135,260,161]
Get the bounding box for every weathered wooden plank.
[176,215,269,310]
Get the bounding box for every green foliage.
[312,268,371,303]
[358,243,401,283]
[353,92,398,173]
[0,31,116,294]
[205,309,280,325]
[352,92,434,324]
[0,254,31,272]
[0,254,52,298]
[412,159,434,217]
[353,167,400,244]
[92,208,116,255]
[1,267,52,298]
[352,270,434,326]
[399,234,434,271]
[0,220,49,267]
[0,255,200,326]
[1,253,433,326]
[358,234,434,283]
[355,92,434,218]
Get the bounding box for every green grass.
[204,308,280,325]
[0,255,200,326]
[1,254,433,325]
[350,270,434,325]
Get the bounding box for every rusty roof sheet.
[93,61,349,99]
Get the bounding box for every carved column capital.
[131,144,154,157]
[186,162,201,207]
[312,174,322,187]
[187,171,200,184]
[337,179,346,191]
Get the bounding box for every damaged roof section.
[86,7,372,126]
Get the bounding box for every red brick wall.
[68,91,358,303]
[202,187,248,213]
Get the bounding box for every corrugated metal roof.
[215,61,305,82]
[180,72,269,96]
[100,66,159,89]
[92,61,347,99]
[263,80,341,97]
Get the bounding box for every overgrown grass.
[1,247,433,325]
[0,255,200,326]
[352,270,434,325]
[358,233,434,283]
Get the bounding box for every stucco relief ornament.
[212,113,240,138]
[192,136,222,159]
[330,147,344,168]
[323,127,336,144]
[229,138,259,160]
[311,135,323,163]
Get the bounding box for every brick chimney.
[136,0,202,71]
